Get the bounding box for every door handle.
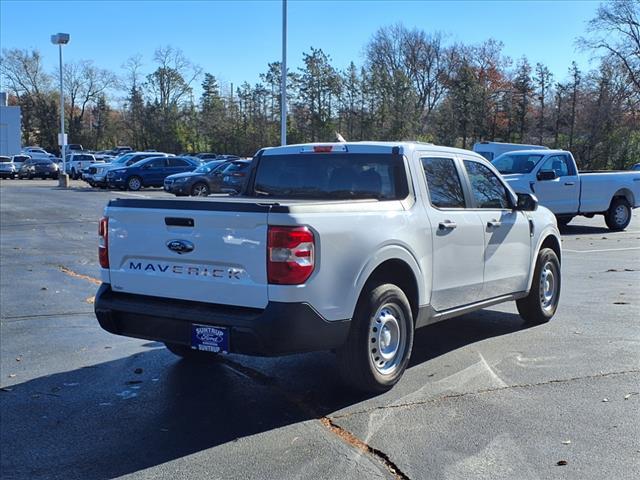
[487,220,502,228]
[564,182,575,186]
[438,220,457,230]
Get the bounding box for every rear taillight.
[267,226,314,285]
[98,216,109,269]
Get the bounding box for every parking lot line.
[564,247,640,253]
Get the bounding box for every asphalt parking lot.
[1,179,638,480]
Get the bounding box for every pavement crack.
[320,417,410,480]
[220,358,407,478]
[58,265,101,285]
[331,369,640,420]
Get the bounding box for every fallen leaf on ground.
[602,398,609,402]
[624,392,639,400]
[557,460,568,466]
[125,380,143,385]
[8,374,16,378]
[562,440,571,445]
[134,368,143,374]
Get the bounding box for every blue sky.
[1,0,599,96]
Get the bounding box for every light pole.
[280,0,287,146]
[51,32,70,187]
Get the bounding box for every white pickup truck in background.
[95,142,562,393]
[493,149,640,230]
[67,153,102,180]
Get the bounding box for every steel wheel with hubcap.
[127,176,142,191]
[605,198,631,231]
[369,304,407,376]
[337,283,414,393]
[517,247,561,325]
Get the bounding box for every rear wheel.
[191,182,210,196]
[164,342,218,362]
[337,283,414,393]
[516,248,561,325]
[127,176,142,191]
[605,197,631,231]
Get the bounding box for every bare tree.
[63,60,118,139]
[534,63,553,144]
[581,0,640,93]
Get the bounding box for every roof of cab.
[262,141,485,159]
[500,149,567,156]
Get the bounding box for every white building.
[0,92,22,156]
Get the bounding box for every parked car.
[11,154,30,172]
[85,152,171,188]
[106,156,199,191]
[473,141,548,161]
[492,149,640,230]
[164,159,233,196]
[67,153,102,179]
[21,147,54,160]
[18,158,59,179]
[93,151,115,162]
[61,144,83,157]
[95,141,562,393]
[112,146,132,156]
[631,163,640,171]
[0,156,16,179]
[194,152,219,160]
[214,159,252,193]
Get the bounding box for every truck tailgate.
[106,199,270,308]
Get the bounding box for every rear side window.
[421,157,466,208]
[252,153,408,200]
[168,158,189,167]
[223,162,249,173]
[464,160,511,209]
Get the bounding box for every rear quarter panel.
[267,203,430,322]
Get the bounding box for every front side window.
[539,155,573,177]
[144,158,166,169]
[421,157,466,208]
[492,154,544,174]
[464,160,511,209]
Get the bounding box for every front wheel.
[337,283,414,393]
[516,248,561,325]
[127,176,142,191]
[605,198,631,231]
[164,342,218,362]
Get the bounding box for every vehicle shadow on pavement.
[558,224,612,235]
[0,310,528,480]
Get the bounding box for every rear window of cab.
[252,153,409,200]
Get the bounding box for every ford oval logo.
[166,239,194,254]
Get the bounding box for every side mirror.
[516,192,538,211]
[537,169,557,181]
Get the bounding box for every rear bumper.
[94,283,350,356]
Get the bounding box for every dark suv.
[107,156,199,191]
[164,159,251,196]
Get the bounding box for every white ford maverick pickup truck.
[95,142,562,392]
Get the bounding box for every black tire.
[517,248,561,325]
[164,342,218,362]
[604,197,631,231]
[127,176,142,191]
[191,182,210,196]
[336,283,414,393]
